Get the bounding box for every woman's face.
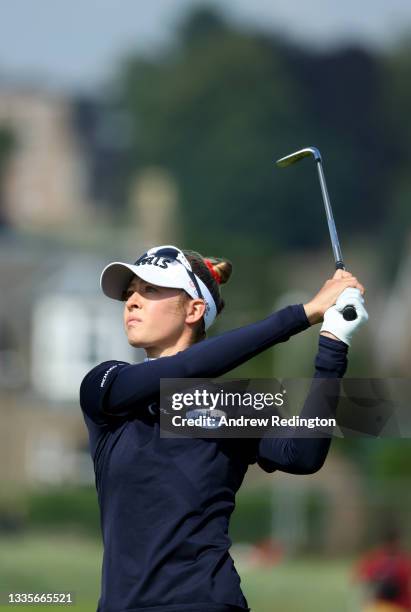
[123,275,189,351]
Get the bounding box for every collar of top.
[100,244,218,330]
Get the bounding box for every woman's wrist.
[320,331,341,341]
[303,302,322,325]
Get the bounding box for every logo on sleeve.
[100,364,120,388]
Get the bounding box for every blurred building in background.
[0,85,165,487]
[0,88,92,231]
[0,232,142,486]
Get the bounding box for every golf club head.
[276,147,322,167]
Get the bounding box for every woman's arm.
[80,268,366,421]
[256,334,347,475]
[80,303,310,418]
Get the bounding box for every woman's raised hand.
[303,269,365,326]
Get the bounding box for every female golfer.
[80,244,368,612]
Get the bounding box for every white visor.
[100,245,218,330]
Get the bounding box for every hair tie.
[204,258,222,284]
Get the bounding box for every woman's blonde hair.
[182,249,233,343]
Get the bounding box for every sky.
[1,0,411,94]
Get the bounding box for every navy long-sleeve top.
[80,304,348,612]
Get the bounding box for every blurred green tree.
[113,6,390,259]
[378,39,411,278]
[0,125,15,226]
[115,7,313,254]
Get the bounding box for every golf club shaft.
[275,146,358,321]
[315,159,358,319]
[315,161,344,269]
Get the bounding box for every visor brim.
[100,261,192,300]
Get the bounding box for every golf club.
[275,146,357,321]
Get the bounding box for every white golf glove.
[320,287,368,346]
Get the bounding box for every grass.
[0,530,362,611]
[240,559,361,612]
[0,529,101,612]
